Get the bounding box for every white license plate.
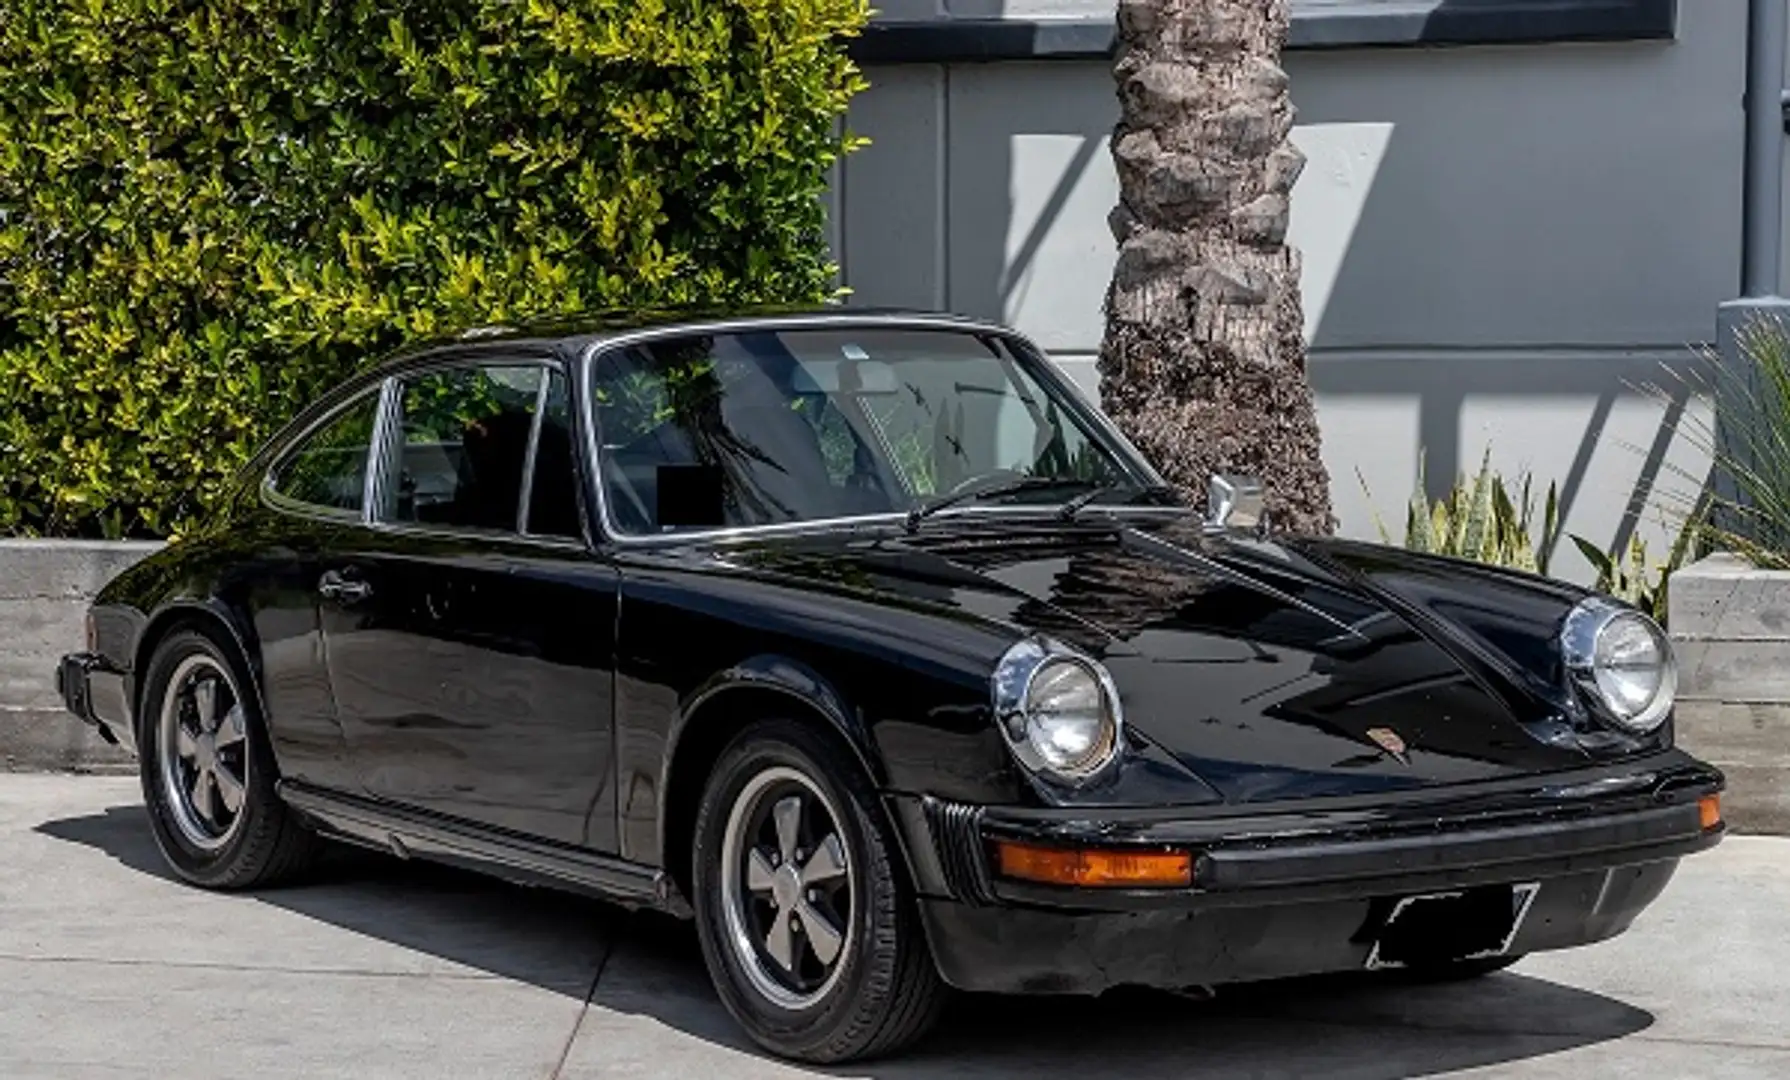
[1364,882,1540,970]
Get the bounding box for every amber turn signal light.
[1699,794,1723,831]
[993,839,1194,888]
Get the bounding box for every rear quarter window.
[266,390,382,514]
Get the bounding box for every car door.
[243,385,387,794]
[317,354,621,852]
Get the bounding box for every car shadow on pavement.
[40,803,1657,1078]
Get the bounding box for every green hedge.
[0,0,867,538]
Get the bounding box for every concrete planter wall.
[1669,553,1790,833]
[0,539,163,771]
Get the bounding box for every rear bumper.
[889,753,1724,994]
[56,652,135,754]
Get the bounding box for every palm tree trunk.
[1099,0,1334,535]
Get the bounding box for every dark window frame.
[848,0,1677,64]
[366,352,592,550]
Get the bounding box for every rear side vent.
[922,796,994,905]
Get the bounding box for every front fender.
[664,652,884,798]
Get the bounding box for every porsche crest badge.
[1366,727,1410,765]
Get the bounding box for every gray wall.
[0,541,158,771]
[836,0,1747,580]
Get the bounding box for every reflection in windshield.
[590,328,1150,534]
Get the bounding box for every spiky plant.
[1569,496,1709,625]
[1646,316,1790,568]
[1364,448,1561,574]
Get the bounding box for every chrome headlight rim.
[991,637,1124,784]
[1560,597,1676,734]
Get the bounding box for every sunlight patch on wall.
[1000,131,1116,348]
[1288,122,1396,342]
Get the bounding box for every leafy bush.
[1363,449,1561,574]
[0,0,868,538]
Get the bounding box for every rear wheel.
[139,628,320,889]
[691,718,944,1063]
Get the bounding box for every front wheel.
[138,628,320,889]
[691,719,944,1063]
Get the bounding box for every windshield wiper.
[1057,481,1180,521]
[903,476,1097,534]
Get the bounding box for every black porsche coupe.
[57,308,1724,1062]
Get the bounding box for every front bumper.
[56,652,134,753]
[890,752,1724,994]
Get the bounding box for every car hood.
[698,515,1625,804]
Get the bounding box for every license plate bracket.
[1364,882,1540,971]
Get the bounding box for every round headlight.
[1024,658,1117,776]
[1562,600,1676,733]
[991,640,1123,783]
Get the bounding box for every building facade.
[830,0,1745,579]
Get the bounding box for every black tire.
[138,627,322,889]
[1391,954,1525,983]
[691,718,946,1063]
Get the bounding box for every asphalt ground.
[1,773,1783,1079]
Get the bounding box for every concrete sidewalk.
[1,773,1785,1080]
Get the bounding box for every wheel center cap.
[196,733,217,769]
[772,864,802,911]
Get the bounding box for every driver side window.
[391,364,543,532]
[382,360,581,540]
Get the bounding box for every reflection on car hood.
[701,515,1634,804]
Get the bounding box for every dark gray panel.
[839,68,950,310]
[849,0,1678,64]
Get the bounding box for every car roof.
[255,304,1021,468]
[366,304,1015,373]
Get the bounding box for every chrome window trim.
[365,376,402,525]
[516,373,553,535]
[573,313,1180,548]
[360,518,591,554]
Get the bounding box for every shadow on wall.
[38,801,1658,1078]
[839,0,1742,577]
[1274,0,1739,574]
[1310,351,1709,560]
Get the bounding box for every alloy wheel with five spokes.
[692,720,947,1062]
[721,766,857,1010]
[157,653,250,851]
[139,630,321,889]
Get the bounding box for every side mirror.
[1206,474,1266,531]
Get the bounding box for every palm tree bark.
[1099,0,1334,535]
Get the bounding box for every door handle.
[318,570,372,604]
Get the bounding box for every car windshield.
[589,326,1162,535]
